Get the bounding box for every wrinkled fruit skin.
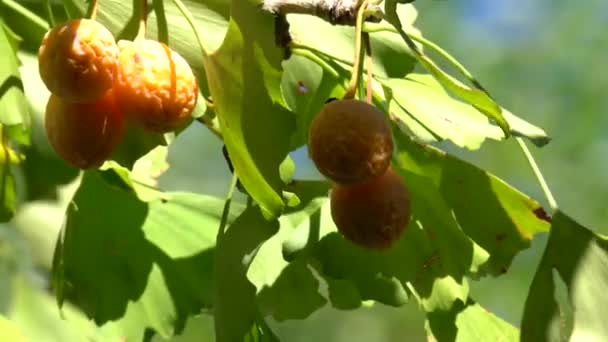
[45,90,125,169]
[309,99,394,184]
[38,19,119,103]
[114,39,198,133]
[331,167,411,250]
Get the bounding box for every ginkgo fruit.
[330,167,411,250]
[38,19,119,103]
[308,99,393,184]
[113,39,198,133]
[45,89,125,169]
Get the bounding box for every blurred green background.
[1,0,607,341]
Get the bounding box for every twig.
[262,0,381,25]
[343,0,369,99]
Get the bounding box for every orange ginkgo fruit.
[45,89,125,169]
[38,19,119,103]
[114,39,198,133]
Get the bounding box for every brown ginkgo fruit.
[308,99,393,184]
[38,19,119,103]
[45,89,125,169]
[113,39,198,133]
[330,167,411,250]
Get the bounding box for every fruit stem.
[290,47,340,78]
[135,0,148,40]
[86,0,98,19]
[343,0,369,100]
[2,0,48,31]
[170,0,209,57]
[364,33,373,104]
[195,115,223,139]
[44,0,56,27]
[515,137,558,213]
[152,0,169,44]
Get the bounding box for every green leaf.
[214,206,279,342]
[502,108,551,147]
[0,17,30,145]
[426,299,519,342]
[248,181,330,321]
[381,74,504,150]
[203,0,295,219]
[277,129,549,317]
[383,0,510,137]
[281,54,346,149]
[286,4,418,78]
[53,171,245,340]
[521,211,608,342]
[392,129,551,276]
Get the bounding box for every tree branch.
[263,0,381,25]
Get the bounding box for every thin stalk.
[195,115,222,139]
[363,32,373,104]
[516,137,558,212]
[86,0,98,19]
[343,0,369,99]
[136,0,148,40]
[44,0,56,27]
[290,48,340,78]
[3,0,48,31]
[170,0,208,57]
[152,0,168,44]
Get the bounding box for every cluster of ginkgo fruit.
[38,18,198,169]
[309,99,411,250]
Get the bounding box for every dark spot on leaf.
[161,198,168,203]
[533,207,552,223]
[296,81,308,94]
[500,266,508,274]
[456,179,464,185]
[495,233,507,242]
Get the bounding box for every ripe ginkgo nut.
[114,39,198,133]
[330,167,411,250]
[45,90,125,169]
[308,99,394,184]
[38,19,119,103]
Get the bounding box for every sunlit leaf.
[214,206,279,342]
[0,17,30,145]
[286,4,418,78]
[521,211,608,342]
[203,0,295,219]
[426,299,519,341]
[52,171,244,340]
[381,74,504,149]
[383,0,510,137]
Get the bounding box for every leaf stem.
[136,0,148,40]
[152,0,169,44]
[290,47,340,78]
[195,115,223,139]
[515,137,558,212]
[2,0,48,31]
[170,0,208,57]
[364,32,373,104]
[343,0,369,99]
[44,0,56,27]
[86,0,98,19]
